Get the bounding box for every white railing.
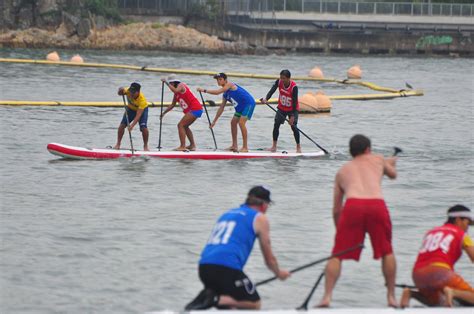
[116,0,474,17]
[224,0,474,16]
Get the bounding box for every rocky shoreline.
[0,22,262,54]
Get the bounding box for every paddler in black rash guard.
[260,69,301,153]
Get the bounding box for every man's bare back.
[337,153,397,199]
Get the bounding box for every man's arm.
[210,98,227,128]
[333,172,344,226]
[383,157,398,179]
[264,79,279,102]
[128,94,147,129]
[161,96,177,118]
[167,82,185,94]
[255,214,290,280]
[292,85,298,113]
[463,235,474,262]
[198,82,232,95]
[162,79,185,94]
[129,108,143,130]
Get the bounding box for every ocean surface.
[0,49,473,313]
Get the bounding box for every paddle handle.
[260,100,328,154]
[122,95,134,154]
[255,243,363,286]
[199,91,218,150]
[158,81,164,150]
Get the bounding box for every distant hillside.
[1,0,120,37]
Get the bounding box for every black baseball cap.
[129,82,141,93]
[213,72,227,80]
[448,204,473,225]
[248,186,272,204]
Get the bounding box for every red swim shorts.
[332,198,393,261]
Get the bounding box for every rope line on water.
[0,90,423,107]
[1,57,411,93]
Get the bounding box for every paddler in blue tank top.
[197,73,256,152]
[185,186,290,310]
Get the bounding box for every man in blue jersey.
[197,73,256,152]
[185,186,290,310]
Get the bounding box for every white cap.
[167,74,180,83]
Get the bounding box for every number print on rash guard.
[279,95,292,107]
[419,231,455,254]
[207,221,237,245]
[179,98,188,110]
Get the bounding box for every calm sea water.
[0,49,473,313]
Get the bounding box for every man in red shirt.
[261,69,301,153]
[400,205,474,307]
[161,75,203,151]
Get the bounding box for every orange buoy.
[46,51,60,61]
[70,54,84,63]
[298,92,319,113]
[308,66,324,79]
[314,91,332,110]
[347,64,362,79]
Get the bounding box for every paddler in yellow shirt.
[113,82,150,151]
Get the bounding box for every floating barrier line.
[330,89,423,100]
[0,90,423,107]
[0,58,406,93]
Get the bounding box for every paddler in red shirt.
[261,69,301,153]
[400,205,474,307]
[161,74,203,151]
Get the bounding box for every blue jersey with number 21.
[199,204,260,270]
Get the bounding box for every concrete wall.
[190,19,473,56]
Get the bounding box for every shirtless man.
[318,134,398,307]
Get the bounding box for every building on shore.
[118,0,474,56]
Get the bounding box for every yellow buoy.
[315,91,332,110]
[347,64,362,79]
[308,66,324,79]
[299,92,319,113]
[46,51,60,61]
[70,54,84,63]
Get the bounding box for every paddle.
[296,271,325,310]
[259,98,329,154]
[199,91,218,150]
[393,146,402,156]
[293,243,365,310]
[158,81,164,150]
[122,95,134,154]
[254,243,364,287]
[395,284,416,289]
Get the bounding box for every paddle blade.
[296,272,325,311]
[393,147,403,156]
